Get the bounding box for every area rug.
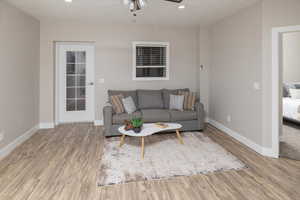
[97,132,246,186]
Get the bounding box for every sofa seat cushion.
[141,109,170,123]
[169,110,197,121]
[137,90,164,109]
[112,111,142,124]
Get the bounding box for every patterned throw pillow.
[110,94,125,114]
[169,94,184,111]
[178,91,196,111]
[122,96,137,114]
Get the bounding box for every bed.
[283,97,300,121]
[283,82,300,122]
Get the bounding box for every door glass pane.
[77,88,85,99]
[67,88,76,98]
[67,64,76,74]
[76,64,86,75]
[76,52,86,63]
[77,100,86,111]
[76,76,85,87]
[66,50,87,112]
[67,52,75,63]
[66,100,76,111]
[67,75,75,87]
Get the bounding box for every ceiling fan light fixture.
[124,0,182,13]
[129,1,135,11]
[65,0,72,3]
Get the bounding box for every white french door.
[56,43,95,123]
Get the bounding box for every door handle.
[87,82,94,86]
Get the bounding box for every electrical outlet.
[227,115,231,123]
[0,130,4,142]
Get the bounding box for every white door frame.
[55,42,96,125]
[272,25,300,158]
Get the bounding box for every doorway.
[55,42,95,124]
[272,26,300,159]
[280,32,300,160]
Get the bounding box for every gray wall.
[282,32,300,83]
[207,0,300,149]
[39,21,199,124]
[209,2,263,145]
[0,1,40,149]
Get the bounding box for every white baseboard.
[39,123,55,129]
[94,120,103,126]
[0,125,39,160]
[208,118,276,158]
[262,147,278,158]
[40,121,103,128]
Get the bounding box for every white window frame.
[132,41,170,81]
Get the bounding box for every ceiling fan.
[123,0,183,13]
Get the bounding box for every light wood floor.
[0,123,300,200]
[281,121,300,160]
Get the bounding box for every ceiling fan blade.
[137,0,147,8]
[163,0,183,3]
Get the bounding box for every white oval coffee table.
[118,123,183,159]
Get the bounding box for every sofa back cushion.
[162,88,190,109]
[162,89,178,109]
[137,90,164,109]
[108,90,138,106]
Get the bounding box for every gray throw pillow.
[169,94,184,111]
[122,96,137,114]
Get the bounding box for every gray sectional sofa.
[103,89,205,137]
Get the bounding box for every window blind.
[136,46,166,66]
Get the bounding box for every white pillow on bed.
[289,88,300,99]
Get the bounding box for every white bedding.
[283,97,300,120]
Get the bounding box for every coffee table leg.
[119,134,126,147]
[176,129,184,144]
[141,137,145,159]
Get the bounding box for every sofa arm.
[103,103,113,135]
[195,101,205,130]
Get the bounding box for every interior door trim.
[55,41,96,125]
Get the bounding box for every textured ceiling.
[6,0,260,27]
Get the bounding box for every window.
[133,42,169,80]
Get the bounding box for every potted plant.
[130,118,143,133]
[124,120,133,131]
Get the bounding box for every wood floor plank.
[0,123,299,200]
